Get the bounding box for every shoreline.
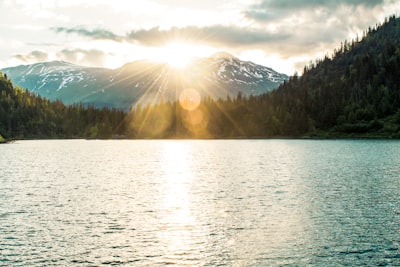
[4,135,400,141]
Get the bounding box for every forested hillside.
[126,16,400,138]
[263,15,400,137]
[0,72,126,139]
[1,53,287,111]
[2,16,400,139]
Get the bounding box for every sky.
[0,0,399,75]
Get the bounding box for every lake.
[1,139,400,266]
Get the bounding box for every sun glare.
[157,42,196,68]
[179,88,201,111]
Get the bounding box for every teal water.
[1,140,399,266]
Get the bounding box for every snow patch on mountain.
[1,53,289,110]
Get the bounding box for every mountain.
[1,61,110,104]
[0,72,126,139]
[2,16,400,139]
[125,15,400,138]
[1,53,288,110]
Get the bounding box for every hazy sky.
[0,0,399,74]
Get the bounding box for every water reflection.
[1,140,400,266]
[156,142,200,263]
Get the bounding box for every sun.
[157,42,196,68]
[146,41,217,69]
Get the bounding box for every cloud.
[233,0,392,73]
[52,24,290,47]
[5,0,396,75]
[248,0,384,13]
[13,50,49,62]
[126,25,290,46]
[244,0,386,24]
[11,49,109,67]
[51,26,122,41]
[242,0,388,52]
[56,48,108,66]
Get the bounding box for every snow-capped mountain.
[195,52,287,96]
[1,52,288,110]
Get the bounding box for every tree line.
[0,73,126,139]
[126,15,400,138]
[1,15,400,140]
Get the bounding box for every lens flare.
[179,88,201,111]
[185,109,203,126]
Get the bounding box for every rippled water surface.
[1,139,400,266]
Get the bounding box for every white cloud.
[1,0,399,75]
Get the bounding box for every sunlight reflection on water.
[1,140,400,266]
[157,142,197,258]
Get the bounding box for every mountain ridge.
[2,16,400,139]
[1,52,288,110]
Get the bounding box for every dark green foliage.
[0,72,126,139]
[249,15,400,137]
[125,15,400,138]
[2,16,400,139]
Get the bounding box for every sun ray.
[150,41,198,69]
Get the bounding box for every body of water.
[1,139,400,266]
